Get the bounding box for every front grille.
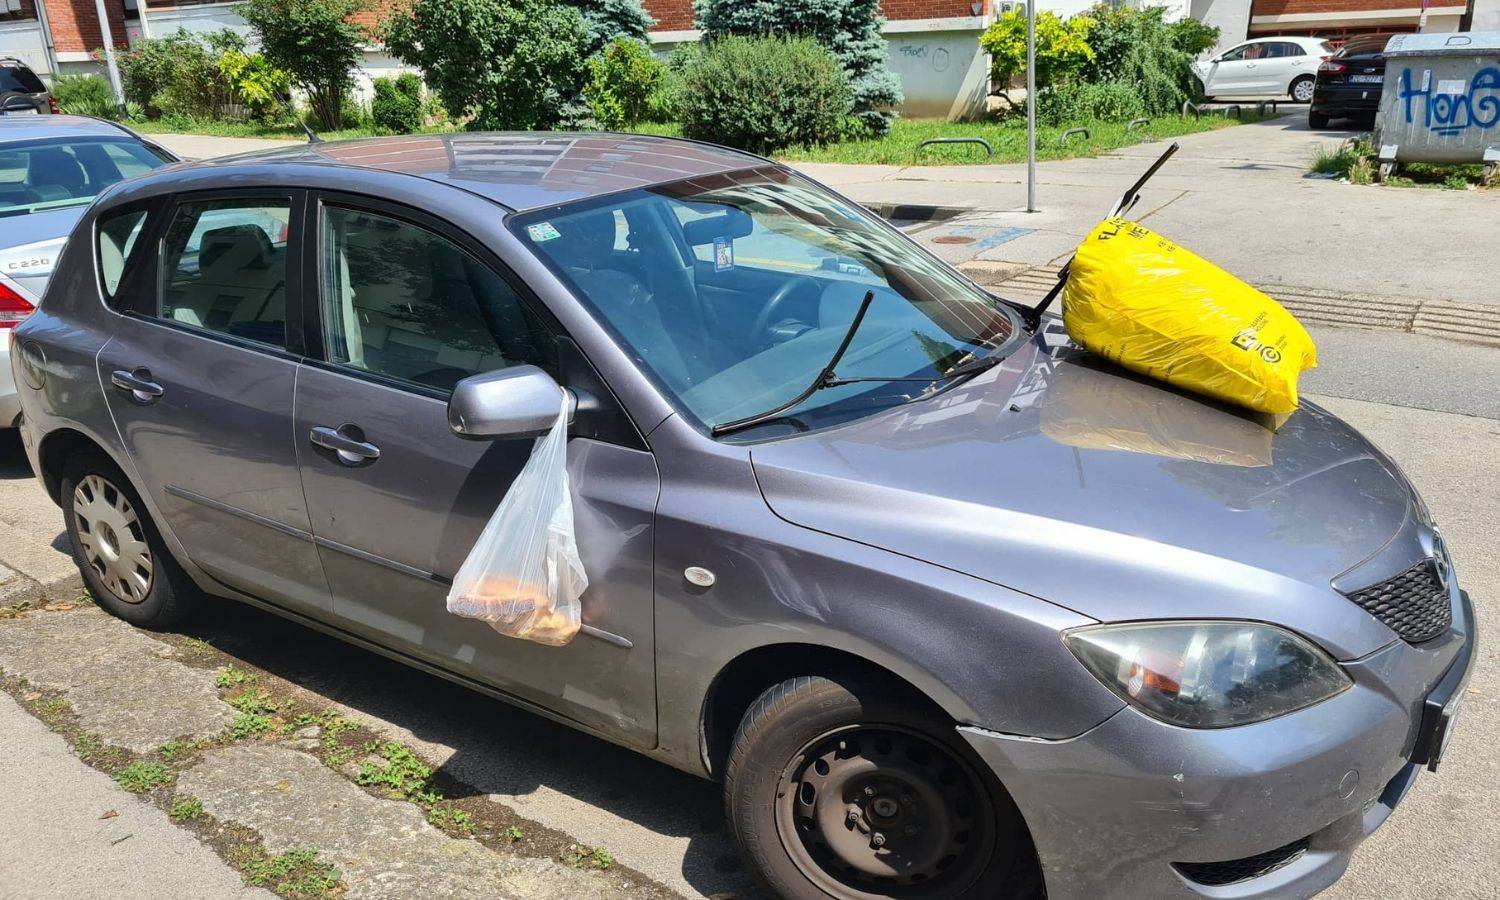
[1174,837,1310,886]
[1344,559,1452,643]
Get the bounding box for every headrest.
[25,148,86,195]
[682,208,753,246]
[198,225,273,275]
[555,208,618,267]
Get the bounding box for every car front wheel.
[1291,76,1315,103]
[725,674,1041,899]
[60,450,194,627]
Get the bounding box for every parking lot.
[1,116,1497,898]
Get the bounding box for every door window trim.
[117,188,310,361]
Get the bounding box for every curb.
[867,202,969,222]
[961,262,1500,347]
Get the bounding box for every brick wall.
[645,0,991,33]
[44,0,130,52]
[1251,0,1421,15]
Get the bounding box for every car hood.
[0,206,82,300]
[749,325,1411,658]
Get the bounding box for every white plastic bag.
[445,394,587,646]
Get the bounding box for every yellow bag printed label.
[1061,218,1317,415]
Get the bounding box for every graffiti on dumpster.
[1397,66,1500,136]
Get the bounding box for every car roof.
[197,132,767,212]
[1243,36,1327,45]
[0,115,140,143]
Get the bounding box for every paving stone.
[0,608,233,752]
[179,744,640,900]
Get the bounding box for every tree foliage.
[238,0,368,129]
[562,0,654,57]
[1079,6,1217,115]
[694,0,901,136]
[371,72,424,133]
[384,0,590,130]
[680,35,852,154]
[980,9,1096,88]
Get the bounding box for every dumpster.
[1374,31,1500,185]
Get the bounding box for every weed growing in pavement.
[506,825,525,843]
[239,848,342,898]
[1347,157,1374,185]
[180,636,215,654]
[426,802,474,834]
[355,741,434,800]
[115,760,172,793]
[229,687,279,715]
[159,740,188,761]
[230,712,273,740]
[215,664,259,689]
[169,795,204,821]
[561,843,614,870]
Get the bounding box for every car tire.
[725,674,1042,900]
[1291,76,1315,104]
[1308,108,1331,129]
[60,450,194,628]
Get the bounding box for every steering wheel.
[751,276,818,346]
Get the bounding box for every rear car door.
[96,191,330,616]
[292,195,659,748]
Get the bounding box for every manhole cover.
[932,235,975,245]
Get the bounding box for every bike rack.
[915,137,994,160]
[1255,100,1279,117]
[1222,104,1243,119]
[1182,100,1202,118]
[1126,117,1151,132]
[1059,127,1090,146]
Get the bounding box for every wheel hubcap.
[73,474,153,603]
[776,725,997,898]
[1295,81,1314,101]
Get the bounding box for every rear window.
[0,64,46,95]
[0,137,169,219]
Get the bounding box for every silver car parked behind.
[11,134,1475,900]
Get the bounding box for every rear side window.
[97,208,149,301]
[158,198,292,349]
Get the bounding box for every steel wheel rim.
[1294,80,1314,102]
[72,474,153,604]
[774,724,997,899]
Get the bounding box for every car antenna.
[1019,141,1180,331]
[279,89,322,143]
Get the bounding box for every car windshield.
[0,136,169,219]
[514,167,1017,437]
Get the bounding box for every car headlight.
[1064,621,1351,728]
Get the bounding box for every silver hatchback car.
[11,134,1475,900]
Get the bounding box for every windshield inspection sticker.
[713,236,734,272]
[527,222,562,243]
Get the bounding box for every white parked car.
[1193,36,1334,103]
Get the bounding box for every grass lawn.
[129,113,1260,168]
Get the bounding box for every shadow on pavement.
[181,597,758,899]
[0,430,30,480]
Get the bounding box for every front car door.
[96,191,330,615]
[1204,42,1261,95]
[292,195,659,747]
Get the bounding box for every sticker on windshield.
[527,222,562,243]
[713,236,734,272]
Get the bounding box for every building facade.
[1192,0,1497,53]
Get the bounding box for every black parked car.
[0,57,54,117]
[1309,35,1390,128]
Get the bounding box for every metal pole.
[92,0,127,117]
[1025,0,1037,212]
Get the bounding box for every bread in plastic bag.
[1061,217,1317,415]
[446,394,586,646]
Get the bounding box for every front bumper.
[962,590,1475,899]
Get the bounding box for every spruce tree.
[564,0,655,57]
[694,0,902,135]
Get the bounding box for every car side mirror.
[448,365,572,439]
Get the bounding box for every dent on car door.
[292,197,659,748]
[94,191,331,615]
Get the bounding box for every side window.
[158,198,292,349]
[319,206,551,393]
[1220,44,1249,62]
[97,208,149,301]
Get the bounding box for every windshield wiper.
[712,289,875,437]
[821,348,1004,388]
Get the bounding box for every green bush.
[980,9,1095,88]
[584,37,665,130]
[681,35,851,155]
[1034,80,1144,126]
[118,28,286,122]
[384,0,590,130]
[371,72,424,134]
[240,0,370,132]
[643,43,697,123]
[1079,6,1215,116]
[695,0,900,136]
[52,74,117,119]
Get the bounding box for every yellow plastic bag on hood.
[1061,217,1317,415]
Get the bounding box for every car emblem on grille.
[1431,530,1450,592]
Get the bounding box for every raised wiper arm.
[711,290,875,437]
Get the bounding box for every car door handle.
[310,424,381,466]
[110,368,164,404]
